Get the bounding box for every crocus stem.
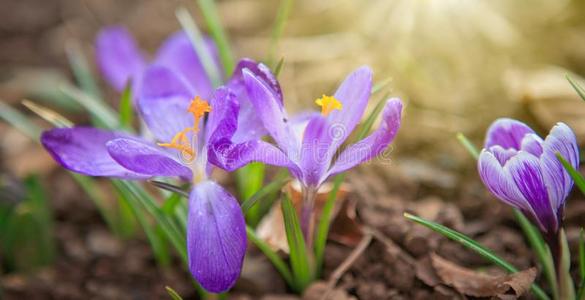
[544,230,561,276]
[300,187,317,247]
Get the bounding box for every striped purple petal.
[484,118,535,150]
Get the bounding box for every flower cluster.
[41,27,404,293]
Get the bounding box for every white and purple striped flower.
[478,118,579,234]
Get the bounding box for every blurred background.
[2,0,585,298]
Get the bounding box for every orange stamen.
[157,97,212,162]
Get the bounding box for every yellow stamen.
[157,97,212,162]
[315,95,342,117]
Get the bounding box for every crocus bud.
[477,118,579,233]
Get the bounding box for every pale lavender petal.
[205,87,238,145]
[478,150,531,211]
[290,111,321,141]
[95,26,146,91]
[243,69,300,161]
[540,122,579,210]
[106,138,193,180]
[41,127,149,179]
[488,145,518,166]
[188,181,246,293]
[155,32,219,99]
[484,118,535,150]
[520,134,544,157]
[138,65,198,142]
[326,67,373,150]
[327,98,402,181]
[299,115,334,187]
[506,152,558,232]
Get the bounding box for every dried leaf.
[430,254,536,298]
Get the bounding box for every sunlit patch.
[315,95,342,117]
[158,97,212,162]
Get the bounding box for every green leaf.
[266,0,293,66]
[0,101,42,139]
[65,42,102,100]
[404,213,549,300]
[196,0,235,75]
[559,229,575,300]
[162,192,183,215]
[578,228,585,300]
[176,7,222,87]
[281,194,313,292]
[119,81,134,129]
[166,286,184,300]
[557,152,585,195]
[371,77,392,94]
[60,83,119,128]
[513,209,558,299]
[567,74,585,102]
[246,225,294,287]
[237,162,265,204]
[456,132,480,159]
[273,57,285,77]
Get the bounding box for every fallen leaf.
[430,254,536,298]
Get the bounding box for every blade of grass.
[65,42,102,100]
[456,132,480,159]
[371,77,392,94]
[60,83,119,128]
[196,0,235,75]
[578,229,585,300]
[557,153,585,194]
[0,101,42,139]
[273,57,285,77]
[282,194,313,292]
[241,170,289,214]
[237,162,265,224]
[404,212,549,300]
[559,229,575,300]
[119,81,134,129]
[22,100,73,128]
[567,74,585,102]
[166,286,184,300]
[176,7,222,87]
[246,225,294,287]
[513,209,558,299]
[266,0,293,66]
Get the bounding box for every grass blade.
[236,162,266,223]
[266,0,293,66]
[119,81,134,129]
[196,0,235,75]
[246,225,294,287]
[166,286,184,300]
[578,229,585,300]
[456,132,480,159]
[0,101,42,139]
[65,42,102,100]
[273,57,285,77]
[557,153,585,195]
[241,170,289,214]
[513,209,558,299]
[559,229,575,300]
[567,74,585,102]
[281,194,313,292]
[60,83,119,128]
[404,213,549,300]
[22,100,73,128]
[176,7,222,86]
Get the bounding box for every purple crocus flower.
[41,58,279,292]
[209,66,403,238]
[477,118,579,234]
[96,26,220,100]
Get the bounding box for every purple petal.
[484,118,535,150]
[540,123,579,211]
[477,150,531,211]
[106,138,193,180]
[230,59,283,104]
[506,152,558,233]
[290,111,321,141]
[520,134,544,157]
[243,69,300,161]
[327,98,402,180]
[138,66,198,143]
[208,138,301,178]
[326,67,373,150]
[155,32,219,99]
[205,87,239,145]
[95,26,146,91]
[188,181,246,293]
[41,127,149,179]
[299,115,334,187]
[488,145,518,166]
